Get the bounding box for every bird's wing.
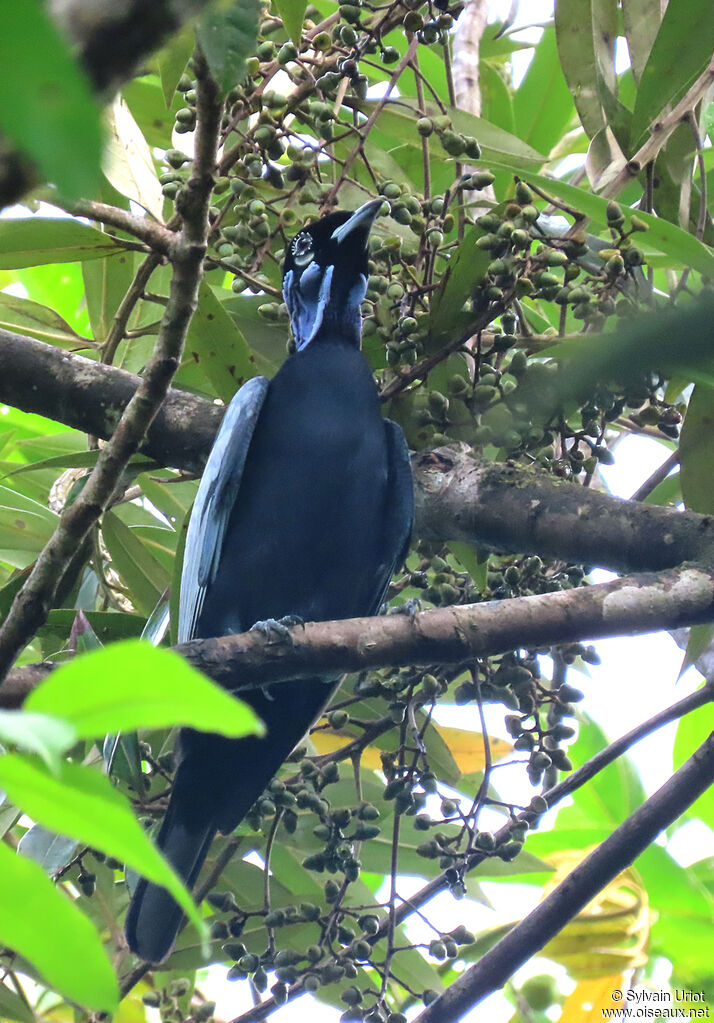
[370,419,414,614]
[178,376,270,643]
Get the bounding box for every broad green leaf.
[622,0,664,82]
[0,450,154,485]
[0,486,58,567]
[557,715,647,830]
[0,709,76,766]
[0,292,90,350]
[156,26,195,106]
[680,384,714,514]
[0,220,122,271]
[0,754,208,948]
[82,249,137,345]
[186,280,260,402]
[0,0,101,200]
[197,0,262,96]
[103,97,164,221]
[0,840,118,1011]
[102,510,169,615]
[26,639,264,740]
[138,471,197,529]
[513,24,576,157]
[17,824,78,875]
[449,541,489,594]
[274,0,308,47]
[42,609,147,645]
[480,61,515,139]
[121,76,185,150]
[104,728,144,790]
[631,0,714,147]
[15,261,91,334]
[554,0,607,138]
[429,223,492,341]
[673,696,714,832]
[357,98,548,170]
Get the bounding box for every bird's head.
[283,199,383,350]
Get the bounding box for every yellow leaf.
[560,975,626,1023]
[310,728,383,769]
[433,724,511,774]
[542,850,651,979]
[310,722,511,774]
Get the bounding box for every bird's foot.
[389,598,421,618]
[249,615,303,644]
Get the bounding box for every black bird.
[125,200,414,962]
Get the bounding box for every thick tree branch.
[414,727,714,1022]
[1,330,713,573]
[0,58,223,681]
[5,565,714,701]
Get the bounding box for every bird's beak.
[330,199,384,246]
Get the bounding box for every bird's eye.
[292,233,314,267]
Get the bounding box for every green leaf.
[156,26,195,106]
[358,98,547,170]
[0,219,122,271]
[0,753,208,949]
[0,450,154,485]
[680,384,714,514]
[0,292,89,350]
[631,0,714,147]
[0,710,76,766]
[558,715,646,830]
[0,840,117,1011]
[121,76,185,150]
[103,97,164,220]
[480,61,515,138]
[429,224,492,341]
[82,249,137,345]
[196,0,262,96]
[513,24,576,157]
[673,695,714,832]
[622,0,664,82]
[0,485,58,567]
[449,542,488,594]
[25,639,264,740]
[186,279,260,402]
[17,824,79,875]
[102,509,170,615]
[554,0,608,138]
[274,0,309,47]
[0,0,102,200]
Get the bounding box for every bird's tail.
[125,678,335,962]
[124,777,217,963]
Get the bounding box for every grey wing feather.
[370,419,414,614]
[178,377,270,644]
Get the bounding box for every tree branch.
[414,727,714,1022]
[4,565,714,699]
[1,330,713,573]
[0,56,223,681]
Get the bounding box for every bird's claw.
[389,598,421,618]
[249,615,302,644]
